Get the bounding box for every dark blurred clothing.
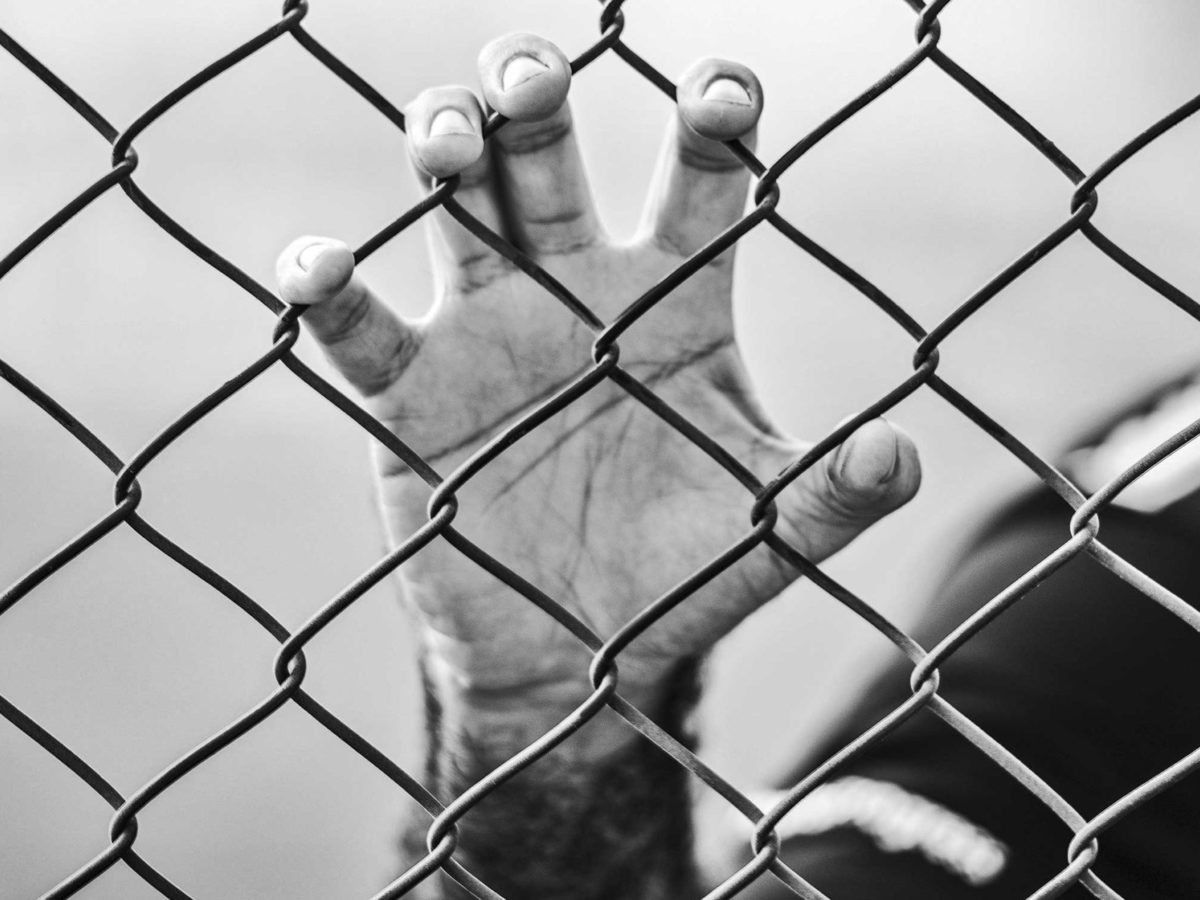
[740,375,1200,898]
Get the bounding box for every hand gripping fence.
[3,1,1200,897]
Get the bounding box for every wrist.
[423,650,663,765]
[409,653,706,900]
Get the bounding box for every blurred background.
[3,1,1200,897]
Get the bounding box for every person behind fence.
[274,33,1200,900]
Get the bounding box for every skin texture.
[275,32,922,897]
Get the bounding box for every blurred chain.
[2,0,1199,897]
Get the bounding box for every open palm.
[276,34,920,711]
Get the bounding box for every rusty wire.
[3,0,1200,898]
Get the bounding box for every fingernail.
[297,242,328,272]
[702,77,752,106]
[429,108,475,138]
[836,421,900,489]
[877,440,900,484]
[501,54,548,91]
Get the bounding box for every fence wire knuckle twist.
[2,0,1200,897]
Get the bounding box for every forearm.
[403,654,704,899]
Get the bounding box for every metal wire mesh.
[3,1,1200,898]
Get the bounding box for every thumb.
[774,418,921,563]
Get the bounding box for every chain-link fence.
[4,1,1200,898]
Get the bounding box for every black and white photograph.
[3,2,1200,897]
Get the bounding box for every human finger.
[405,86,508,283]
[276,236,418,397]
[642,58,763,259]
[478,33,602,255]
[777,418,922,562]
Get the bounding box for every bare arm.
[405,655,703,899]
[275,33,921,898]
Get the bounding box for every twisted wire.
[2,0,1199,897]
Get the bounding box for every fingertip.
[478,32,571,122]
[302,240,356,299]
[407,87,486,180]
[677,58,763,141]
[277,236,354,306]
[832,418,921,506]
[422,132,485,181]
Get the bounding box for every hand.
[275,33,920,740]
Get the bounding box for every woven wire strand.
[2,0,1200,897]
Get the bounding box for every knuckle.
[359,334,419,399]
[495,116,572,155]
[527,229,599,258]
[808,467,890,527]
[456,254,516,293]
[315,293,372,346]
[455,162,491,191]
[677,138,744,172]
